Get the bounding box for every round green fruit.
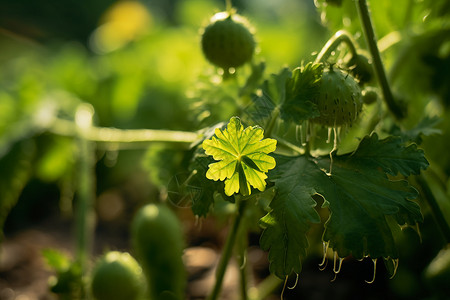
[90,251,144,300]
[131,204,186,300]
[362,87,378,105]
[311,67,363,127]
[201,11,255,70]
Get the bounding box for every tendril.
[319,241,330,271]
[389,258,399,279]
[331,252,344,282]
[288,273,299,289]
[365,258,377,284]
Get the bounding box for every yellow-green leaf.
[202,116,276,196]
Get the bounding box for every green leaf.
[202,117,277,196]
[189,150,230,217]
[389,116,442,144]
[259,155,323,278]
[283,62,323,122]
[247,64,322,126]
[42,248,72,272]
[349,133,429,176]
[260,133,427,278]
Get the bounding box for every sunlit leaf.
[202,116,276,196]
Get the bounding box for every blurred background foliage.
[0,0,449,299]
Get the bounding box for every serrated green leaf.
[247,64,322,126]
[390,116,442,144]
[260,155,323,278]
[202,117,276,196]
[282,62,322,122]
[350,133,429,176]
[260,133,427,278]
[189,150,229,217]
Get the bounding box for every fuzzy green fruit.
[311,67,363,126]
[90,251,144,300]
[131,204,186,300]
[201,11,255,70]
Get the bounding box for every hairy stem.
[416,175,450,244]
[315,30,358,64]
[356,0,405,119]
[48,118,199,148]
[208,198,247,300]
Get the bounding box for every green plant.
[90,251,144,300]
[131,204,186,300]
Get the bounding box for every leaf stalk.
[314,30,358,64]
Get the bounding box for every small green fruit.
[311,66,363,126]
[201,11,255,70]
[362,87,378,105]
[90,251,144,300]
[131,204,186,300]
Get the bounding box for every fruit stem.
[226,0,233,15]
[356,0,405,120]
[208,197,247,300]
[48,117,199,149]
[74,104,96,297]
[416,175,450,244]
[315,30,358,64]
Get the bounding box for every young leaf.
[202,116,277,196]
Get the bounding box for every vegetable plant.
[0,0,449,299]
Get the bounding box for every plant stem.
[416,175,450,244]
[74,104,96,297]
[208,198,247,300]
[356,0,405,120]
[226,0,233,14]
[315,30,358,64]
[48,118,199,148]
